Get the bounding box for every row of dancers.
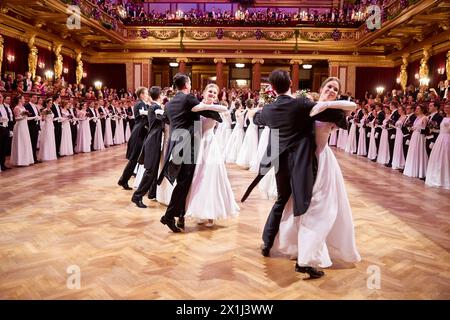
[0,92,137,171]
[329,100,450,189]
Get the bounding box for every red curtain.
[407,59,420,89]
[36,46,54,79]
[428,50,447,88]
[355,66,400,99]
[62,53,77,85]
[1,34,28,77]
[84,63,127,91]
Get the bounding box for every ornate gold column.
[177,57,188,74]
[214,58,226,89]
[400,54,409,93]
[252,58,264,91]
[27,35,38,79]
[290,59,302,92]
[446,50,450,81]
[148,58,153,87]
[0,35,4,76]
[53,43,63,79]
[75,50,83,85]
[418,46,430,85]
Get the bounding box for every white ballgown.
[250,126,270,173]
[60,110,74,156]
[236,111,259,168]
[75,110,92,153]
[10,106,34,166]
[215,110,232,150]
[367,119,378,160]
[344,119,357,154]
[225,110,245,163]
[38,113,57,162]
[104,116,114,147]
[185,117,240,221]
[391,116,406,170]
[376,118,390,165]
[93,117,105,151]
[403,116,428,179]
[356,116,367,156]
[425,117,450,189]
[273,121,361,268]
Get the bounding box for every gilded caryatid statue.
[75,51,83,85]
[399,55,408,92]
[419,48,430,80]
[53,43,63,79]
[27,35,38,79]
[0,35,4,76]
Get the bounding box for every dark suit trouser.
[355,128,360,153]
[89,121,96,150]
[365,129,370,155]
[425,133,438,156]
[0,126,8,167]
[119,158,138,184]
[387,129,395,165]
[375,128,382,149]
[262,154,291,248]
[70,124,77,151]
[133,168,157,199]
[28,123,39,162]
[54,122,62,155]
[403,137,410,160]
[100,119,105,138]
[164,163,196,220]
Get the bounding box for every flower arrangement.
[259,86,276,104]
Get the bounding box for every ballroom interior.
[0,0,449,300]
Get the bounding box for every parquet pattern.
[0,146,449,299]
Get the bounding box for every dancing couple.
[243,70,361,278]
[158,73,239,232]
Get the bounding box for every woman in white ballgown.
[157,123,175,205]
[75,103,92,153]
[59,101,74,156]
[103,107,114,147]
[113,110,125,145]
[344,112,358,154]
[376,107,391,165]
[367,110,378,160]
[425,103,450,189]
[93,106,105,151]
[391,106,407,170]
[38,98,57,162]
[236,102,259,168]
[356,108,368,156]
[225,101,245,163]
[336,127,348,150]
[10,95,34,166]
[185,84,240,227]
[273,77,361,278]
[328,127,338,146]
[403,105,428,179]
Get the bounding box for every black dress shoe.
[385,163,392,167]
[295,264,325,279]
[148,193,157,201]
[132,196,147,208]
[176,216,185,229]
[260,244,271,257]
[118,180,132,190]
[160,216,181,233]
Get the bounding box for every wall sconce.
[45,70,54,80]
[63,67,69,74]
[6,54,15,63]
[235,63,245,68]
[376,86,384,95]
[169,62,179,68]
[437,67,445,75]
[94,81,103,90]
[419,77,430,86]
[38,62,45,69]
[396,77,401,84]
[414,73,419,79]
[82,72,87,78]
[302,64,312,69]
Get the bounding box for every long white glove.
[309,100,357,117]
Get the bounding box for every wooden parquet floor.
[0,145,449,299]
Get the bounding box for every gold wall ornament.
[53,43,63,79]
[252,58,264,65]
[300,31,328,42]
[226,31,253,41]
[186,30,214,41]
[419,47,430,81]
[0,35,3,76]
[446,51,450,81]
[289,59,303,65]
[75,51,83,85]
[400,55,409,92]
[149,30,178,40]
[213,58,226,64]
[263,31,293,41]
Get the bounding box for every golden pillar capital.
[289,59,303,65]
[213,58,226,64]
[176,57,189,63]
[446,50,450,81]
[0,35,3,76]
[75,50,83,85]
[419,46,430,81]
[252,58,264,65]
[400,54,409,92]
